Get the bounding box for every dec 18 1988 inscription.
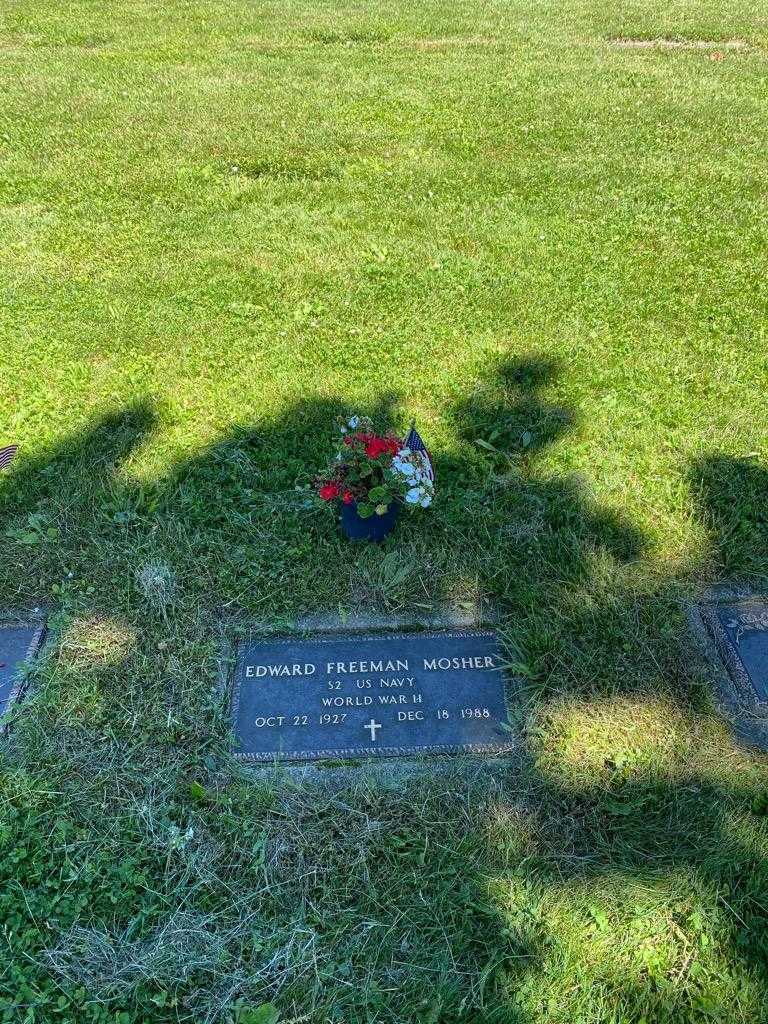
[231,629,512,761]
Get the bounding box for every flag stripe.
[0,444,18,470]
[403,426,434,481]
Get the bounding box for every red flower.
[344,431,373,447]
[342,490,354,504]
[364,435,399,459]
[318,482,341,501]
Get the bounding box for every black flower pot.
[340,500,400,542]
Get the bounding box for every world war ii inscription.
[231,630,512,761]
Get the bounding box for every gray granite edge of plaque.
[228,748,523,789]
[0,609,47,731]
[221,600,499,640]
[233,741,516,763]
[235,627,499,647]
[294,602,500,635]
[688,584,768,751]
[229,626,517,764]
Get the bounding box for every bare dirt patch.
[411,36,498,50]
[609,37,748,51]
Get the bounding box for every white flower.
[391,454,419,480]
[391,447,435,508]
[348,415,359,429]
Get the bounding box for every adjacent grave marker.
[703,599,768,704]
[231,629,513,761]
[0,619,46,724]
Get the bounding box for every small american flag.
[0,444,18,470]
[403,423,434,481]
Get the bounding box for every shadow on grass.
[689,453,768,582]
[472,450,768,1018]
[2,362,768,1021]
[1,358,641,624]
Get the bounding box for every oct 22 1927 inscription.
[231,629,512,761]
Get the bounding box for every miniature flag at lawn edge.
[403,424,434,481]
[0,445,18,471]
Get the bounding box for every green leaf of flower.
[357,503,374,518]
[238,1005,280,1024]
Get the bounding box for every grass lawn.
[2,0,768,1020]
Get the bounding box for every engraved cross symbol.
[364,719,382,742]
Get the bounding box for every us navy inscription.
[231,630,512,761]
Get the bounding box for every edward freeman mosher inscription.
[231,630,512,761]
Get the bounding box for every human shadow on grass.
[0,359,641,629]
[0,400,197,771]
[439,354,645,634]
[394,359,768,1019]
[0,401,157,610]
[475,452,768,1021]
[438,365,768,1017]
[689,453,768,584]
[0,367,631,1020]
[4,369,768,1021]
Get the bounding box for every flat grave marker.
[231,629,513,762]
[703,600,768,704]
[0,620,46,722]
